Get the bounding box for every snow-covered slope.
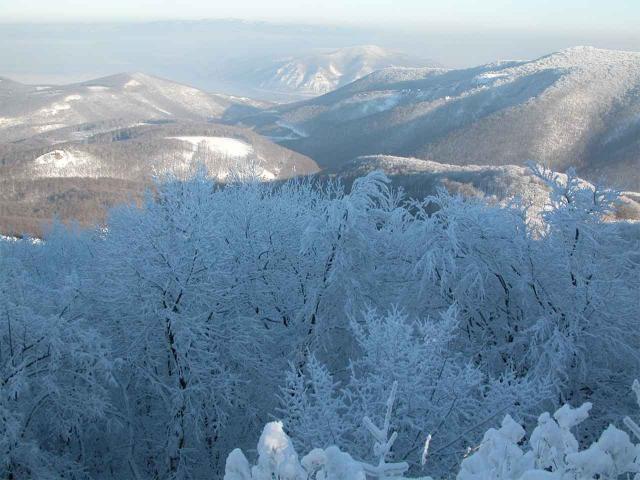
[245,47,640,190]
[246,45,432,97]
[0,73,263,143]
[4,122,318,181]
[338,155,640,221]
[32,149,99,178]
[165,136,254,158]
[0,121,319,236]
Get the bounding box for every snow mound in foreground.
[225,379,640,479]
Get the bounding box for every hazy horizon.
[2,0,639,94]
[2,19,639,95]
[0,0,640,100]
[2,0,638,30]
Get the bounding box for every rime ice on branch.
[360,382,410,479]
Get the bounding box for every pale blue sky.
[1,0,638,33]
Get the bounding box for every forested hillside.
[0,72,266,143]
[238,47,640,190]
[0,122,318,237]
[1,168,638,479]
[0,72,319,237]
[3,47,640,238]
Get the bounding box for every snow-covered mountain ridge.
[0,72,318,236]
[243,47,640,190]
[0,72,264,143]
[245,45,435,97]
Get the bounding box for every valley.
[1,46,639,237]
[234,47,640,191]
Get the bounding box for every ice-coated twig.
[623,379,640,441]
[421,434,432,466]
[360,381,409,479]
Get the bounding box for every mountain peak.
[329,44,389,57]
[80,72,160,89]
[544,45,640,65]
[251,45,433,97]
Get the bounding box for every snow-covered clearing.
[33,123,66,133]
[0,116,22,127]
[124,79,142,88]
[86,85,109,91]
[166,136,254,158]
[38,102,71,116]
[32,149,98,177]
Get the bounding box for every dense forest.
[1,167,639,479]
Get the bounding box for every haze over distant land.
[2,0,637,28]
[0,18,638,96]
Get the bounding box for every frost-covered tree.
[457,383,640,479]
[0,166,638,478]
[94,175,261,478]
[0,225,113,479]
[227,378,640,480]
[281,307,548,476]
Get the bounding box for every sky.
[1,0,639,33]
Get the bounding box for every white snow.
[34,149,87,169]
[166,136,254,158]
[33,123,66,133]
[125,79,142,88]
[212,93,267,108]
[161,137,278,181]
[131,93,174,115]
[152,105,173,115]
[32,149,99,178]
[224,449,252,479]
[474,71,510,85]
[227,382,640,480]
[259,45,425,95]
[0,235,42,244]
[38,102,71,116]
[0,117,22,128]
[259,168,276,180]
[87,85,109,91]
[275,121,309,138]
[336,91,402,118]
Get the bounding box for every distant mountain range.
[237,47,640,190]
[1,46,639,236]
[234,45,435,99]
